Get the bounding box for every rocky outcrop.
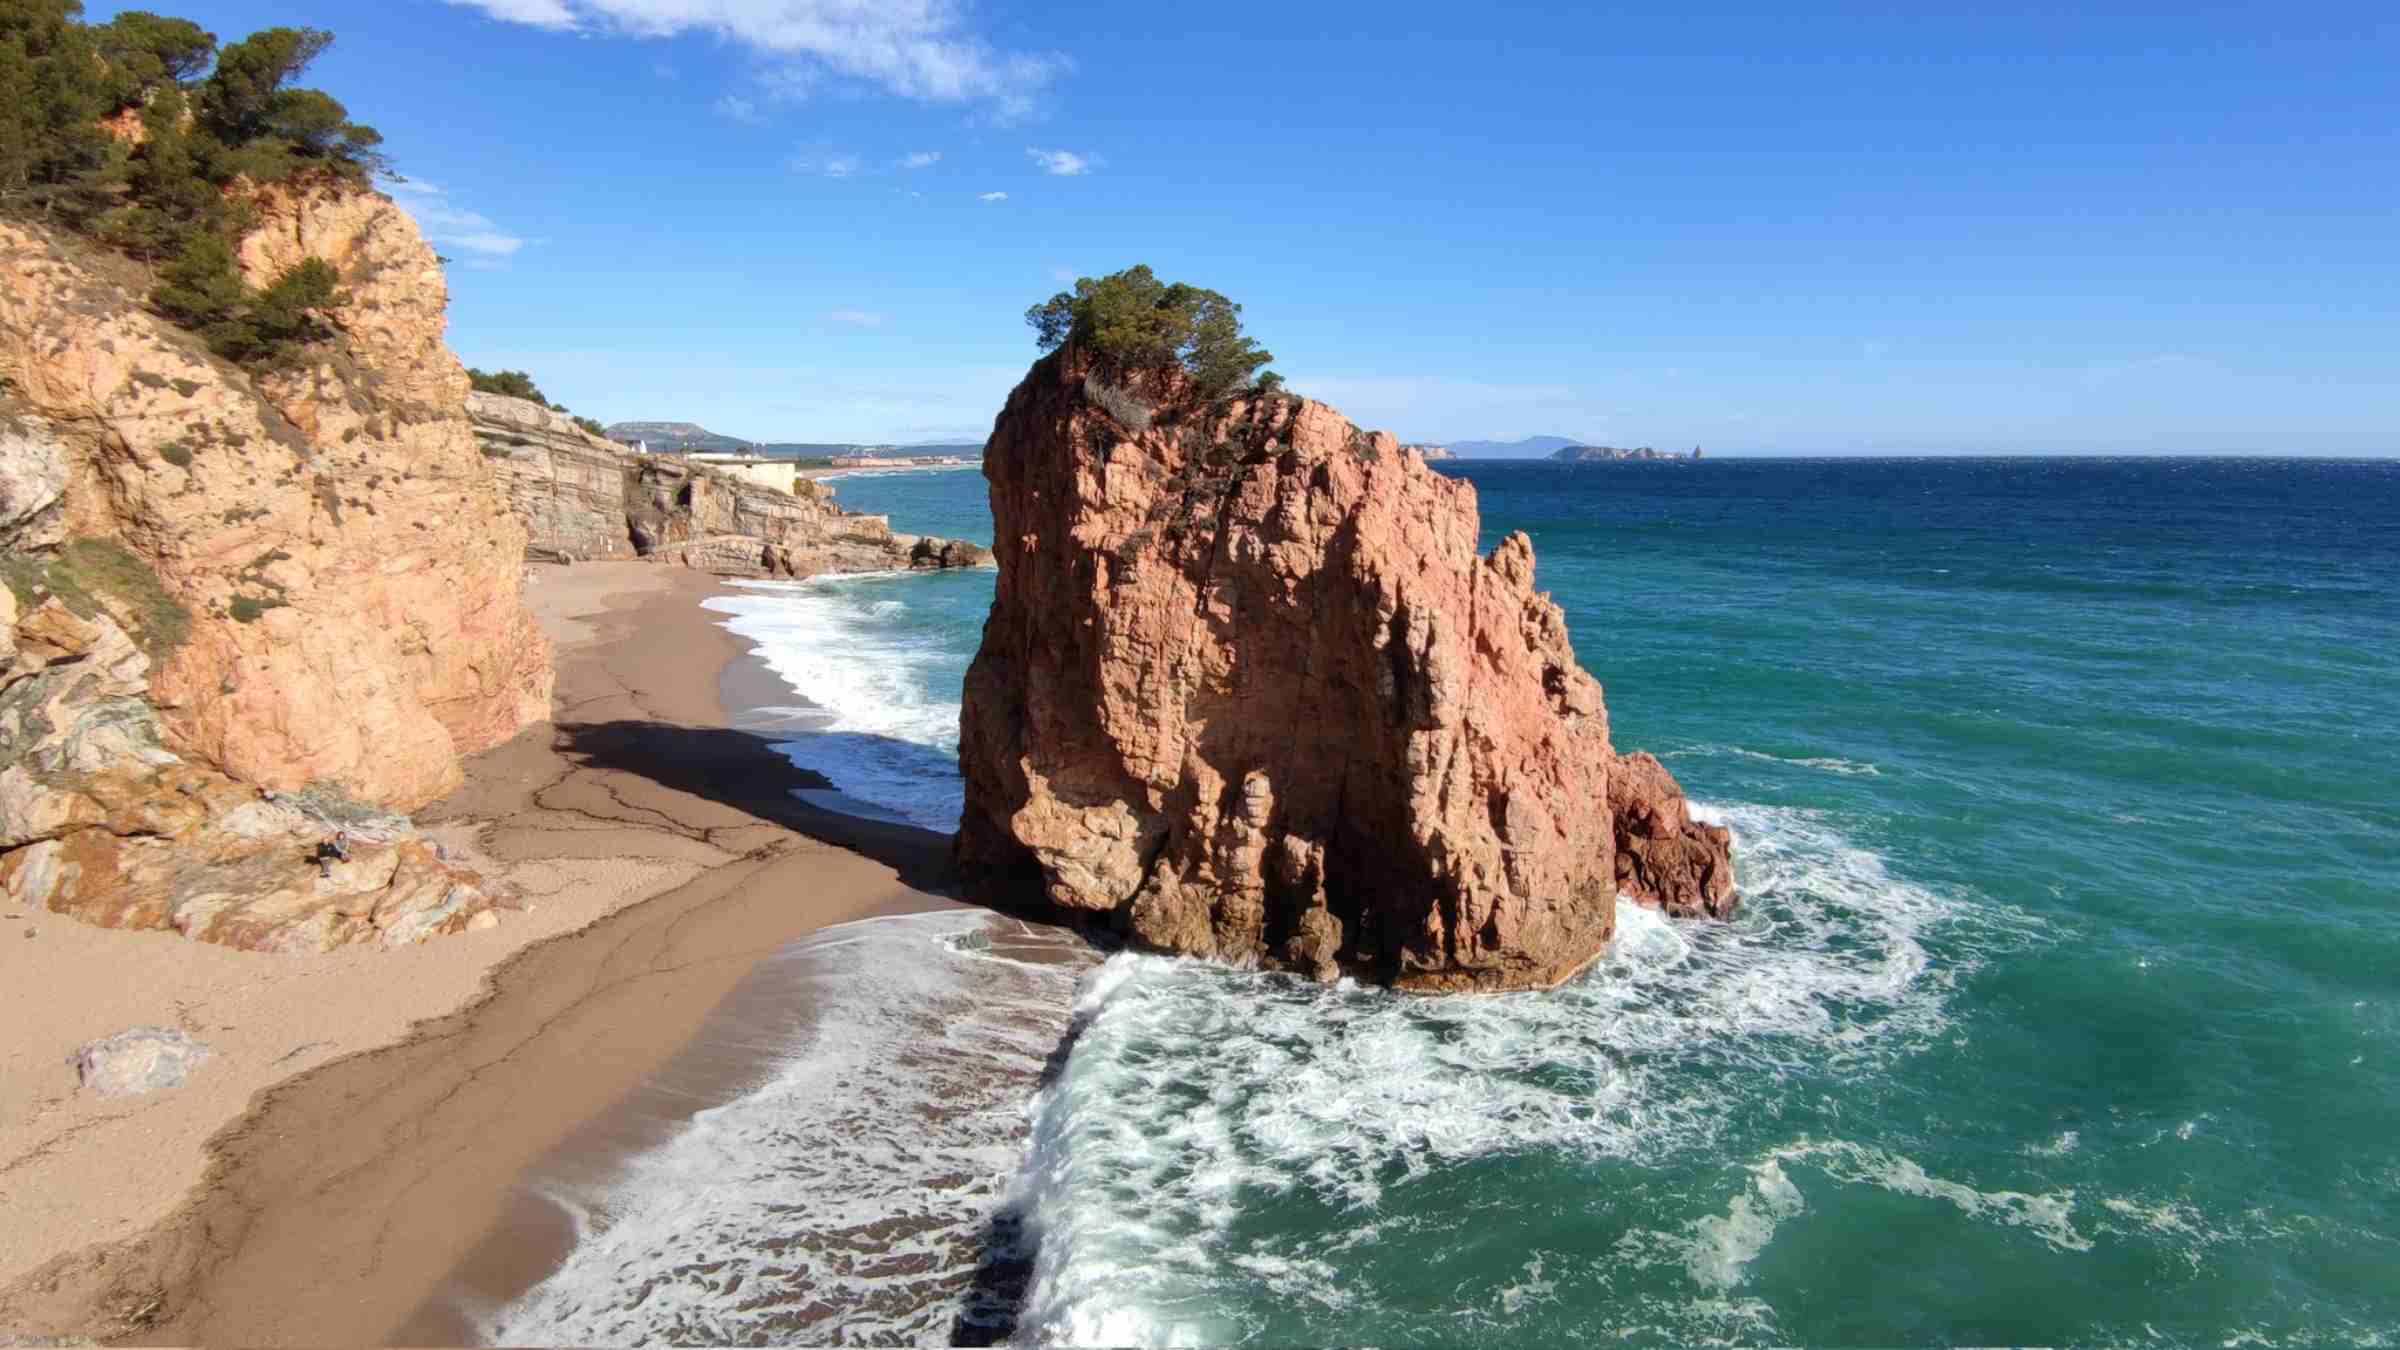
[955,350,1733,992]
[0,184,544,951]
[469,393,983,578]
[469,391,637,561]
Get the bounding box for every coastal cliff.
[471,392,990,576]
[955,349,1733,991]
[0,186,549,950]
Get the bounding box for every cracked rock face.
[0,184,541,952]
[470,390,979,578]
[1,191,551,811]
[955,349,1734,992]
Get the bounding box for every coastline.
[0,561,963,1344]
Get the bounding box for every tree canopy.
[1027,266,1277,397]
[0,2,383,364]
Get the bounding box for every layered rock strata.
[955,351,1733,991]
[470,392,986,578]
[0,186,544,951]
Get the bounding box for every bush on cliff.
[1027,265,1278,397]
[0,2,380,364]
[466,368,553,405]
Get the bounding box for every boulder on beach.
[72,1028,210,1097]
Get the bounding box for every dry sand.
[0,560,963,1344]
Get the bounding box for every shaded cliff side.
[470,392,993,576]
[0,184,551,950]
[955,349,1733,992]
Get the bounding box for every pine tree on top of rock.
[1025,265,1279,398]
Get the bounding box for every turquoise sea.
[489,457,2399,1347]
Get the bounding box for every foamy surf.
[479,912,1097,1346]
[1000,803,2051,1345]
[704,575,978,831]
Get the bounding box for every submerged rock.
[72,1028,210,1097]
[955,349,1733,991]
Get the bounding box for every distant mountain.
[603,420,751,453]
[1436,435,1582,459]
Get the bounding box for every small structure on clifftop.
[953,268,1734,993]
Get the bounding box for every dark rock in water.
[910,536,997,570]
[954,347,1736,992]
[73,1028,210,1096]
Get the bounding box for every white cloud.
[900,150,941,169]
[383,178,530,258]
[715,93,761,123]
[791,153,859,177]
[978,191,1008,202]
[825,309,888,326]
[823,156,859,178]
[1026,147,1092,176]
[443,0,1066,114]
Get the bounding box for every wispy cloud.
[715,94,761,123]
[900,150,941,169]
[979,190,1008,202]
[825,309,888,326]
[383,178,531,259]
[1047,264,1077,282]
[789,153,860,178]
[1026,147,1092,176]
[443,0,1067,116]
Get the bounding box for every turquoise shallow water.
[507,458,2400,1346]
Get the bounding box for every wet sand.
[0,561,968,1344]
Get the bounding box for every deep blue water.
[505,457,2400,1347]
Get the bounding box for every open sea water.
[491,458,2399,1347]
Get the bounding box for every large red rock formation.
[955,350,1734,992]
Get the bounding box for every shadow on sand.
[556,718,962,895]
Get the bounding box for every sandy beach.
[0,561,962,1344]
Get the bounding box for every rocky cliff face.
[471,391,992,578]
[955,351,1733,991]
[0,185,549,951]
[468,391,636,561]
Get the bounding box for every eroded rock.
[955,349,1733,991]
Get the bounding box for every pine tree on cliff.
[0,2,382,363]
[1026,265,1279,397]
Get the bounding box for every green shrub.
[467,368,550,403]
[227,592,286,623]
[1028,266,1277,397]
[159,441,192,467]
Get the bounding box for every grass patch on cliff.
[5,539,192,657]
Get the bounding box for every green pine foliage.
[465,368,551,404]
[0,2,385,365]
[1027,265,1279,398]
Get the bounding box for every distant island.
[1551,444,1703,462]
[1401,442,1457,461]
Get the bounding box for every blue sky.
[114,2,2397,453]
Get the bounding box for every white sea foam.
[1673,744,1884,777]
[1005,802,2051,1344]
[480,912,1094,1347]
[704,579,968,830]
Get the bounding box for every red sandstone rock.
[955,350,1734,991]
